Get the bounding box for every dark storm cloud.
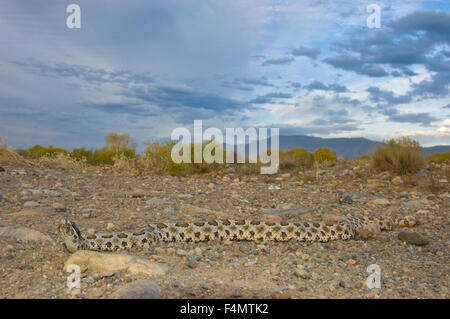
[12,59,154,86]
[291,46,321,59]
[250,92,293,104]
[305,81,349,92]
[262,57,295,66]
[324,10,450,95]
[388,112,438,126]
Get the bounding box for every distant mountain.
[422,145,450,155]
[224,135,449,159]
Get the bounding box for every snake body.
[57,215,416,253]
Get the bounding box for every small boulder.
[108,280,161,299]
[398,231,429,246]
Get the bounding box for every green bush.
[427,151,450,164]
[33,145,67,159]
[313,147,337,163]
[371,137,425,175]
[283,147,315,168]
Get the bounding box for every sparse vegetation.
[313,147,337,163]
[371,137,426,175]
[427,151,450,164]
[280,147,315,169]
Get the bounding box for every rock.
[0,226,53,243]
[356,223,380,240]
[280,173,291,178]
[232,287,243,297]
[106,223,115,231]
[0,166,4,172]
[398,231,429,246]
[294,269,311,279]
[186,259,198,269]
[369,198,390,206]
[339,253,358,262]
[392,176,403,185]
[63,251,168,277]
[271,289,292,299]
[108,280,161,299]
[23,201,40,208]
[52,202,66,212]
[439,178,448,184]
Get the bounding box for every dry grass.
[371,137,426,175]
[0,147,34,167]
[36,153,87,170]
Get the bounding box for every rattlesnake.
[57,215,416,253]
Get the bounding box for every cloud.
[291,46,321,59]
[388,112,438,127]
[306,81,349,92]
[235,77,275,87]
[250,92,293,104]
[262,57,295,66]
[12,58,154,86]
[324,10,450,86]
[366,87,412,105]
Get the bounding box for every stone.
[23,201,40,208]
[52,202,66,212]
[106,223,115,231]
[271,289,292,299]
[63,250,168,277]
[357,223,380,240]
[369,198,390,206]
[108,280,161,299]
[0,226,53,243]
[398,231,429,246]
[232,287,243,297]
[392,176,403,185]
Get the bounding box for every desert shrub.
[27,145,46,158]
[356,155,371,161]
[0,147,34,167]
[15,148,31,158]
[371,137,425,175]
[282,147,315,169]
[34,146,68,159]
[313,147,337,163]
[427,151,450,164]
[70,148,94,163]
[143,140,225,175]
[37,152,86,170]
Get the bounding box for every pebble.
[398,231,429,246]
[108,280,161,299]
[23,201,39,208]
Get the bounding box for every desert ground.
[0,161,448,299]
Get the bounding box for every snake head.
[57,218,84,253]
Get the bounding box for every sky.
[0,0,449,151]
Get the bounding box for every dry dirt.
[0,162,448,299]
